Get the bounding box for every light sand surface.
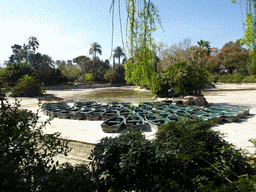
[4,83,256,162]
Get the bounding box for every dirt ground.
[4,83,256,166]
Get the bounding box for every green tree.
[73,55,90,64]
[37,54,55,73]
[55,60,67,70]
[14,74,41,96]
[204,39,249,74]
[28,36,39,52]
[27,36,41,70]
[73,56,91,72]
[0,62,40,88]
[89,42,102,81]
[123,0,162,93]
[231,0,256,74]
[9,44,22,63]
[113,46,125,77]
[113,46,125,65]
[61,65,82,82]
[18,44,30,62]
[197,39,211,67]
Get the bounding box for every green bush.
[104,69,116,83]
[89,116,256,191]
[89,130,181,191]
[13,74,41,97]
[39,163,96,191]
[242,75,256,83]
[209,74,245,83]
[0,96,70,191]
[61,65,82,82]
[0,62,40,88]
[82,73,93,84]
[158,61,209,95]
[155,115,256,191]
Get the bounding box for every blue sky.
[0,0,247,67]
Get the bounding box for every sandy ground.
[4,83,256,165]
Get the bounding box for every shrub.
[13,74,41,97]
[104,69,116,83]
[89,130,181,191]
[209,74,245,83]
[89,116,256,191]
[39,163,96,191]
[155,115,256,191]
[83,73,93,84]
[242,75,256,83]
[61,65,82,82]
[0,96,70,191]
[1,62,40,88]
[158,61,209,95]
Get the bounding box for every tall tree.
[28,36,39,52]
[18,44,30,62]
[231,0,256,74]
[55,60,67,70]
[123,0,162,92]
[197,40,211,67]
[89,42,102,80]
[37,54,54,73]
[9,44,22,63]
[27,36,40,69]
[113,46,125,65]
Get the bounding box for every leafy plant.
[82,73,93,84]
[159,61,209,95]
[155,115,256,191]
[14,74,41,97]
[0,96,70,191]
[209,74,245,83]
[39,163,96,191]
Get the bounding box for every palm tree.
[38,54,54,73]
[113,46,125,79]
[18,44,29,62]
[113,46,125,66]
[89,42,102,81]
[28,36,39,52]
[197,40,211,67]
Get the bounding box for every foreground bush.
[156,116,256,191]
[89,116,256,191]
[0,95,70,191]
[39,163,96,191]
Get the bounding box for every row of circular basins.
[41,101,250,133]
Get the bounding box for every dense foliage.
[89,116,256,191]
[157,61,209,96]
[0,96,70,191]
[124,0,161,93]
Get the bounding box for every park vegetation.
[2,0,256,191]
[2,89,256,191]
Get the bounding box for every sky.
[0,0,248,67]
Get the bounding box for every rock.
[183,95,208,106]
